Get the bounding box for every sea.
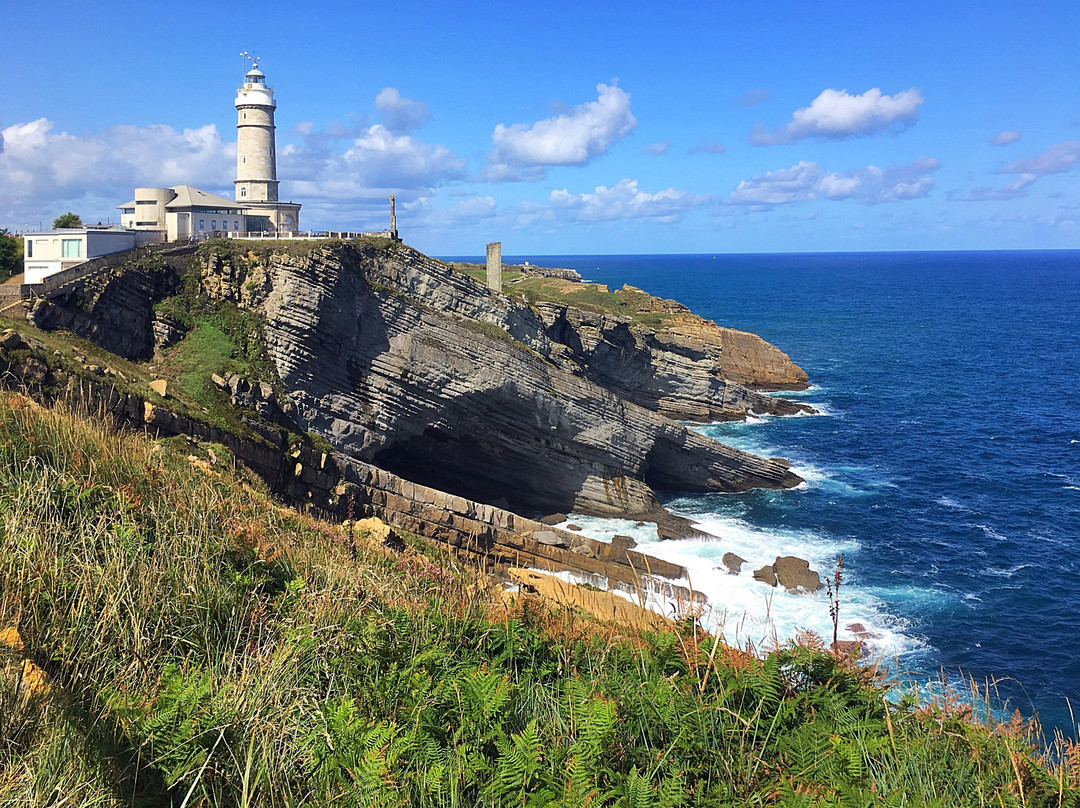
[445,250,1080,737]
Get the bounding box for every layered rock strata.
[203,242,802,525]
[20,240,811,541]
[0,349,699,606]
[536,299,812,422]
[27,251,190,360]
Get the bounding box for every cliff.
[532,290,811,421]
[193,241,802,524]
[23,239,808,543]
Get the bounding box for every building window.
[211,220,217,230]
[242,156,246,164]
[199,220,204,230]
[234,221,240,230]
[240,188,247,198]
[61,239,82,259]
[26,240,33,258]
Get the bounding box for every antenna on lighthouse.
[240,51,249,77]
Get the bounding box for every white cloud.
[688,140,726,155]
[991,130,1021,146]
[0,118,230,196]
[375,87,432,134]
[546,178,709,223]
[643,140,672,155]
[727,161,823,205]
[952,177,1033,202]
[951,140,1080,202]
[0,118,232,223]
[750,87,924,145]
[1001,140,1080,177]
[728,157,939,207]
[407,195,497,230]
[285,123,465,199]
[485,82,637,180]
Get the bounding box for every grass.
[482,275,694,333]
[1,393,1079,806]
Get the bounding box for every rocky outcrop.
[0,346,702,605]
[722,552,746,575]
[201,242,802,528]
[536,298,812,422]
[27,252,186,360]
[753,556,823,593]
[710,325,811,392]
[21,239,812,541]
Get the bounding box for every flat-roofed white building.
[22,227,142,284]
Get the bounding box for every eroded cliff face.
[202,242,802,524]
[522,278,812,401]
[536,299,811,422]
[28,252,189,360]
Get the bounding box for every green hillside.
[1,393,1077,806]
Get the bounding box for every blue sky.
[2,0,1078,255]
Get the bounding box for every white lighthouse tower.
[233,58,300,234]
[235,62,278,203]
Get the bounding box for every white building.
[21,227,147,284]
[117,185,248,242]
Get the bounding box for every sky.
[2,0,1078,256]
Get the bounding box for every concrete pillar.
[486,241,502,293]
[390,194,397,236]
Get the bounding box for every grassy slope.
[447,262,691,332]
[1,395,1077,806]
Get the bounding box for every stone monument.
[485,241,502,293]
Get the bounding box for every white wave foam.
[557,511,925,658]
[763,384,825,398]
[788,404,835,418]
[972,523,1007,541]
[936,496,974,513]
[982,564,1031,578]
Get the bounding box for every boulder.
[752,565,777,586]
[847,623,883,640]
[722,552,746,575]
[773,556,823,592]
[0,329,29,352]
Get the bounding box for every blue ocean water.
[465,250,1080,736]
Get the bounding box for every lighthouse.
[232,59,300,234]
[235,63,278,203]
